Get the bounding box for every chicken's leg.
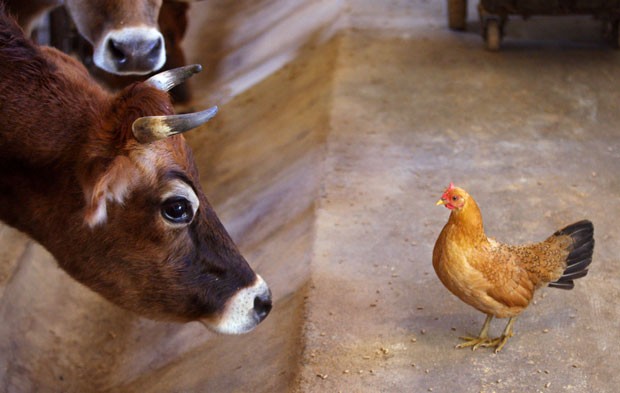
[456,314,493,350]
[456,315,516,353]
[494,316,516,353]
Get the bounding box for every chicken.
[433,183,594,353]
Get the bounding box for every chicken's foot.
[456,314,494,350]
[456,315,516,353]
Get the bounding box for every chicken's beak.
[436,199,446,206]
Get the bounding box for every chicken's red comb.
[441,182,455,199]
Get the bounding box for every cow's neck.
[0,151,84,242]
[0,104,104,245]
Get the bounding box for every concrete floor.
[1,1,619,392]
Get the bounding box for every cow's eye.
[161,197,194,224]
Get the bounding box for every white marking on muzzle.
[201,275,271,335]
[94,27,166,75]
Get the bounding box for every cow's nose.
[201,274,271,334]
[107,36,163,68]
[98,28,166,75]
[254,290,272,322]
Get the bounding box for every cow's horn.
[132,106,218,143]
[144,64,203,92]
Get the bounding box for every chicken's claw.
[456,333,512,353]
[494,333,513,353]
[456,335,496,351]
[454,315,516,353]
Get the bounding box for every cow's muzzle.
[201,275,272,334]
[94,27,166,75]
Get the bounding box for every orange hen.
[433,183,594,353]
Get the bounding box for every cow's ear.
[82,156,138,228]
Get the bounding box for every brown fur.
[87,1,193,103]
[0,7,256,321]
[4,0,161,37]
[4,0,194,102]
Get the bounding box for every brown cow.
[0,7,271,333]
[4,0,181,76]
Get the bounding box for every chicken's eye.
[452,195,458,201]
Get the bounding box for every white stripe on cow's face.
[200,274,272,335]
[84,156,139,228]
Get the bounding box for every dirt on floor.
[1,1,619,392]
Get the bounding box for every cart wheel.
[448,0,468,30]
[485,19,501,51]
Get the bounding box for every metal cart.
[448,0,620,50]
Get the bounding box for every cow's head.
[64,0,166,75]
[76,65,271,333]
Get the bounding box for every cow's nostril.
[149,37,163,55]
[107,39,127,65]
[253,294,272,322]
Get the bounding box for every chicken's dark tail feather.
[548,220,594,290]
